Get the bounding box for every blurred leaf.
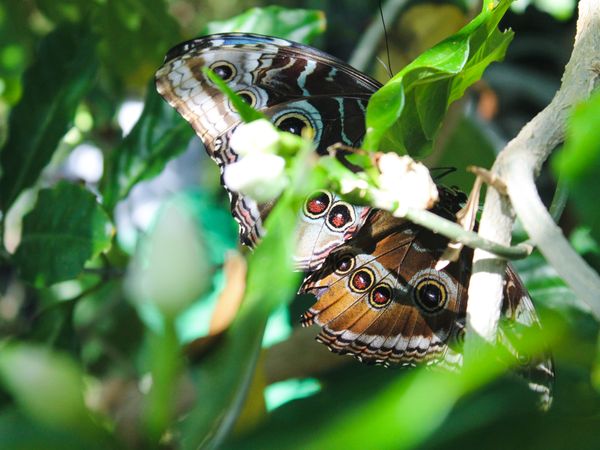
[34,0,91,23]
[179,143,324,450]
[553,90,600,245]
[363,0,513,156]
[95,0,181,84]
[101,85,194,210]
[0,22,98,212]
[14,182,114,287]
[230,322,556,450]
[0,409,109,450]
[570,227,600,256]
[144,319,182,442]
[0,344,97,433]
[203,6,326,44]
[0,2,35,105]
[511,0,577,21]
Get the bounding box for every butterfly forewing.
[156,33,381,248]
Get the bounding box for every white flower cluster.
[223,119,289,203]
[372,153,438,216]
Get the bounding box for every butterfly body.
[156,33,553,406]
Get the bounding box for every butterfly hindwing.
[300,210,469,367]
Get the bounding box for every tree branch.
[465,0,600,354]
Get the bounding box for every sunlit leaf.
[14,182,114,287]
[0,22,98,212]
[363,0,513,156]
[203,6,326,44]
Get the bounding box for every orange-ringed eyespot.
[414,278,447,313]
[350,268,374,293]
[369,284,392,309]
[209,61,236,82]
[334,253,355,275]
[304,190,331,218]
[327,202,354,231]
[274,112,313,137]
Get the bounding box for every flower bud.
[224,153,288,203]
[373,153,438,216]
[229,119,281,156]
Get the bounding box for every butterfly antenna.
[379,0,393,78]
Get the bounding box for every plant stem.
[465,0,600,356]
[404,207,531,259]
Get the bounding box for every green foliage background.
[0,1,598,449]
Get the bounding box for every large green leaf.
[179,143,324,450]
[101,85,194,210]
[203,6,326,44]
[14,182,114,287]
[552,90,600,246]
[0,22,98,213]
[363,0,513,156]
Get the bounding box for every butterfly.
[155,33,553,406]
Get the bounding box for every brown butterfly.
[155,33,554,407]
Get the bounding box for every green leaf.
[0,344,95,433]
[552,90,600,245]
[0,409,112,450]
[95,0,181,83]
[0,22,98,213]
[100,84,194,210]
[228,322,558,450]
[363,0,513,156]
[14,182,114,287]
[203,6,326,44]
[179,143,325,450]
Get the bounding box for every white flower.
[339,173,370,195]
[372,153,438,216]
[224,153,288,203]
[229,119,281,156]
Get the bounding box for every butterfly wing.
[156,33,381,248]
[300,210,469,367]
[500,265,554,409]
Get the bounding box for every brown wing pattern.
[300,210,469,367]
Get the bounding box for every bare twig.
[465,0,600,354]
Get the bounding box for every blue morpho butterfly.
[155,33,553,406]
